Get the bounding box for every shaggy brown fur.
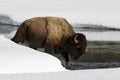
[11,16,87,69]
[12,17,75,53]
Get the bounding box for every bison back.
[44,17,75,53]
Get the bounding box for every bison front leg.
[44,41,56,54]
[61,52,71,69]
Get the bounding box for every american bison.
[11,17,87,69]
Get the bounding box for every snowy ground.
[0,35,66,74]
[0,68,120,80]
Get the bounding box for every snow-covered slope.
[0,68,120,80]
[0,35,66,74]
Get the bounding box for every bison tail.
[11,22,26,43]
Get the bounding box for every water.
[71,31,120,69]
[70,62,120,70]
[79,31,120,41]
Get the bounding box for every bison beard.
[61,33,87,68]
[11,17,87,69]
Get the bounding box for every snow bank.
[0,68,120,80]
[0,35,66,74]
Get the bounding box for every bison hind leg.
[44,45,55,54]
[29,46,37,50]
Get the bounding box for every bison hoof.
[62,62,71,69]
[65,65,71,69]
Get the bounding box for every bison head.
[66,33,87,60]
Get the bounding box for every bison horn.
[74,34,79,43]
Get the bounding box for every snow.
[0,35,66,74]
[0,0,120,79]
[0,68,120,80]
[0,34,120,80]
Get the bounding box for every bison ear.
[74,34,79,44]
